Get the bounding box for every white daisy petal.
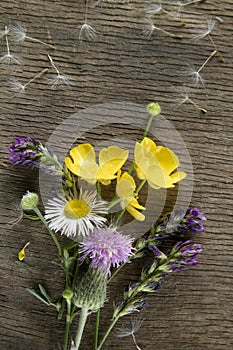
[45,189,108,238]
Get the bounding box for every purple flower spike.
[168,240,202,273]
[8,136,41,166]
[80,227,134,276]
[151,207,207,242]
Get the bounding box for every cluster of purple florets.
[152,207,207,241]
[8,136,41,166]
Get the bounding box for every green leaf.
[27,288,51,306]
[64,241,79,250]
[14,261,34,271]
[23,214,40,220]
[38,284,51,303]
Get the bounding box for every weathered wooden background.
[0,0,232,349]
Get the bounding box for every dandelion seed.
[47,55,72,89]
[9,23,55,49]
[215,16,224,23]
[9,68,48,93]
[79,23,96,41]
[78,0,96,41]
[172,0,205,18]
[0,26,20,64]
[187,49,217,86]
[116,318,143,350]
[192,18,217,49]
[0,26,9,38]
[143,20,183,39]
[172,86,207,113]
[145,4,185,25]
[7,204,24,227]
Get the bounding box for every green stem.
[96,181,102,200]
[143,112,156,138]
[94,309,100,350]
[74,307,89,350]
[71,250,80,290]
[33,206,62,257]
[108,262,126,283]
[114,208,125,226]
[97,317,118,350]
[135,179,147,194]
[63,300,72,350]
[107,197,121,210]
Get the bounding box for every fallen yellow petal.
[18,242,30,261]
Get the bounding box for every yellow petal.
[18,242,30,261]
[127,203,145,221]
[170,171,187,183]
[130,197,146,211]
[18,248,26,261]
[70,144,96,165]
[134,142,151,180]
[97,146,128,182]
[153,146,180,174]
[64,157,80,176]
[116,177,134,207]
[146,164,172,189]
[99,146,128,166]
[65,144,98,183]
[120,172,136,190]
[141,137,158,155]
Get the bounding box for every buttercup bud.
[146,102,161,116]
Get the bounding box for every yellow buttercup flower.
[134,137,186,189]
[116,172,145,221]
[65,144,129,185]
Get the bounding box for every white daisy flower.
[45,189,108,238]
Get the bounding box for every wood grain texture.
[0,1,233,349]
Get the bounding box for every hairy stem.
[74,307,89,350]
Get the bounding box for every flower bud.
[62,289,74,300]
[73,269,107,311]
[21,191,38,210]
[146,102,161,116]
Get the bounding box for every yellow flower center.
[64,199,90,219]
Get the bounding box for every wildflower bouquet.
[9,103,206,350]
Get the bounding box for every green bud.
[146,102,161,116]
[63,289,74,300]
[21,192,38,210]
[73,269,107,311]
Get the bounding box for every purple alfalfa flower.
[151,207,206,241]
[167,240,203,273]
[80,227,134,277]
[8,136,41,166]
[8,136,63,175]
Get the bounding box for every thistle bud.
[73,269,107,311]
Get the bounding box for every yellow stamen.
[64,199,90,219]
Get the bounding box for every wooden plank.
[0,0,233,349]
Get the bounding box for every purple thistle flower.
[167,240,203,273]
[8,136,41,166]
[80,227,134,276]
